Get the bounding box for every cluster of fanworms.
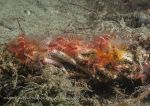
[6,32,150,82]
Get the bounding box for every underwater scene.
[0,0,150,106]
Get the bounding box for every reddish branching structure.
[48,36,88,58]
[7,33,47,64]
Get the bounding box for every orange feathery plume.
[48,35,89,58]
[7,33,47,64]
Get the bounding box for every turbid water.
[0,0,150,106]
